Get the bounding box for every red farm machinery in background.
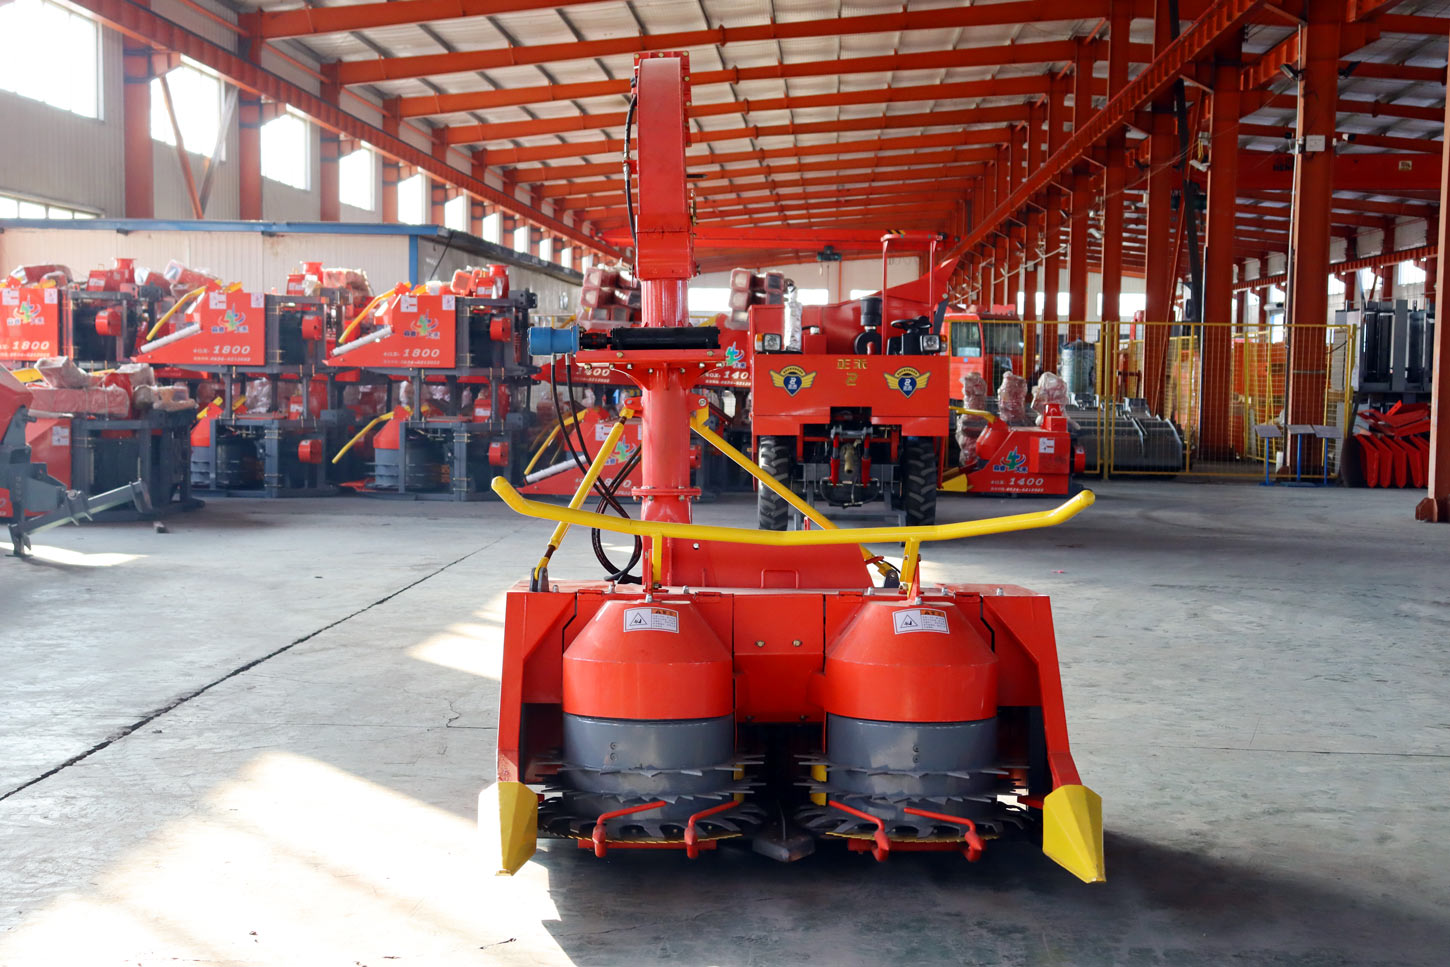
[322,266,534,499]
[134,262,370,497]
[748,232,953,526]
[479,52,1105,885]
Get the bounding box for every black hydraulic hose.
[591,445,644,583]
[623,93,639,261]
[546,359,643,580]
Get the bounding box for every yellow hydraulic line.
[144,285,208,341]
[523,424,562,476]
[522,409,584,476]
[336,291,393,346]
[531,408,633,583]
[687,411,896,581]
[492,476,1095,585]
[950,406,998,423]
[332,410,399,464]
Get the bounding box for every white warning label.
[891,607,949,634]
[51,425,70,447]
[623,606,680,634]
[1038,437,1055,454]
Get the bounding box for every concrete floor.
[1,481,1447,966]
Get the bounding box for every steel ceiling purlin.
[69,0,619,258]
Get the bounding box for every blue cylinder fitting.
[527,325,579,356]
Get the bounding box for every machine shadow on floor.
[529,830,1450,967]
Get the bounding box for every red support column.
[1200,30,1243,458]
[122,43,154,218]
[1286,4,1341,476]
[1416,60,1450,520]
[380,101,400,223]
[995,148,1009,306]
[238,92,262,220]
[1100,1,1131,334]
[1142,0,1177,414]
[1415,134,1450,521]
[1042,77,1069,371]
[1067,40,1096,336]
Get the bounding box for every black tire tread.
[901,436,938,527]
[756,435,793,531]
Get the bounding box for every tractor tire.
[900,436,938,527]
[756,435,794,531]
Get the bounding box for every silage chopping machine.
[479,53,1105,884]
[322,270,534,499]
[1,365,148,556]
[133,266,370,497]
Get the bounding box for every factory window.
[481,211,502,244]
[0,0,99,119]
[260,111,309,190]
[795,288,829,306]
[540,237,555,262]
[152,63,224,158]
[687,288,730,313]
[0,192,97,219]
[513,224,531,253]
[560,247,573,271]
[397,173,426,224]
[1399,260,1427,285]
[338,147,374,211]
[443,194,468,231]
[848,289,876,300]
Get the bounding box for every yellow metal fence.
[1055,322,1356,479]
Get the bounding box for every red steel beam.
[1234,243,1434,291]
[486,117,1025,166]
[540,153,996,199]
[555,168,985,211]
[512,135,1010,183]
[1237,149,1443,191]
[70,0,618,256]
[950,0,1266,271]
[333,0,1126,85]
[443,77,1090,144]
[243,0,615,40]
[593,191,955,229]
[397,42,1129,118]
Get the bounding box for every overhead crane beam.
[396,43,1132,118]
[485,117,1029,166]
[509,137,1005,183]
[442,78,1108,144]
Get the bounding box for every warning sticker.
[891,607,949,634]
[623,606,680,634]
[1038,437,1055,454]
[51,425,70,446]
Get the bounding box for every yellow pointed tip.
[478,781,538,876]
[1042,784,1105,883]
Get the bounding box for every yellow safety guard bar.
[530,406,634,584]
[331,409,403,465]
[144,285,210,341]
[493,476,1094,587]
[336,290,395,346]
